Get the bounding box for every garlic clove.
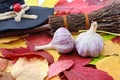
[35,27,75,53]
[75,21,104,57]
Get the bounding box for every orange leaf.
[45,75,61,80]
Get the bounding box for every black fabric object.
[0,0,54,32]
[0,7,54,31]
[0,0,25,13]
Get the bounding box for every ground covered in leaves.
[0,0,119,80]
[0,30,120,80]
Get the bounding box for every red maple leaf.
[49,49,113,80]
[0,48,54,64]
[64,67,113,80]
[54,0,110,15]
[25,32,52,48]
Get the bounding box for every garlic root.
[35,27,75,53]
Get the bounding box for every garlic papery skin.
[35,27,75,53]
[75,22,104,57]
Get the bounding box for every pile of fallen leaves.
[0,0,119,80]
[0,30,120,80]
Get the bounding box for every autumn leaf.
[102,40,120,56]
[54,0,106,15]
[4,59,18,74]
[0,32,54,63]
[25,0,38,6]
[25,32,52,47]
[56,49,114,80]
[0,35,28,44]
[10,57,49,80]
[0,39,27,49]
[89,55,105,65]
[59,50,92,67]
[45,75,61,80]
[112,36,120,45]
[96,56,120,80]
[0,48,54,64]
[46,49,60,62]
[64,66,113,80]
[64,70,84,80]
[42,0,58,8]
[101,33,117,41]
[0,52,2,57]
[48,50,92,79]
[48,60,74,78]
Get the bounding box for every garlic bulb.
[35,27,74,53]
[75,22,104,57]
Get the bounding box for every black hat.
[0,0,54,31]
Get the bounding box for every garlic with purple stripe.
[35,27,74,53]
[75,21,104,57]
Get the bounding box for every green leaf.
[89,55,105,65]
[102,34,116,41]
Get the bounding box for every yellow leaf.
[46,50,60,62]
[11,57,49,80]
[42,0,58,8]
[72,32,81,40]
[0,39,27,49]
[0,34,28,44]
[25,0,38,6]
[96,56,120,80]
[45,75,61,80]
[102,40,120,56]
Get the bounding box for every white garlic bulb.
[75,22,104,57]
[35,27,74,53]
